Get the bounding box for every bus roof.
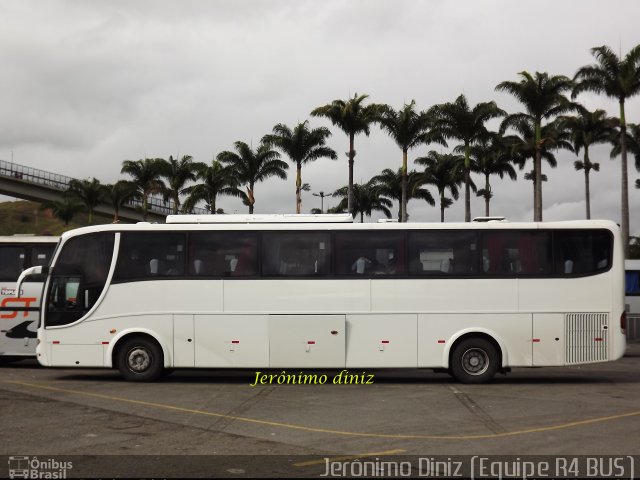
[56,218,621,241]
[0,235,59,243]
[165,213,353,224]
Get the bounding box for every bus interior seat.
[193,259,203,275]
[149,258,159,275]
[564,259,574,274]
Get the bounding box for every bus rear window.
[553,230,611,275]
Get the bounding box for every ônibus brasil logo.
[8,456,73,479]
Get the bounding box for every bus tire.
[116,337,164,382]
[450,337,499,384]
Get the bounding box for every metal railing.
[627,314,640,341]
[0,159,208,216]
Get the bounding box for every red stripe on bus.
[231,340,240,344]
[437,340,445,344]
[381,340,390,344]
[307,341,315,344]
[101,342,109,345]
[532,339,540,343]
[52,341,60,344]
[594,338,603,342]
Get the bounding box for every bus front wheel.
[116,337,164,382]
[450,338,499,384]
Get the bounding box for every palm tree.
[429,94,505,222]
[377,100,444,221]
[39,198,84,226]
[415,151,464,222]
[120,158,166,221]
[523,170,548,211]
[182,160,243,213]
[332,180,392,223]
[558,108,616,219]
[502,118,572,219]
[158,155,197,214]
[104,180,138,222]
[371,167,435,221]
[470,133,517,217]
[217,141,288,214]
[496,71,575,221]
[67,177,105,225]
[311,93,383,215]
[262,121,337,213]
[573,45,640,256]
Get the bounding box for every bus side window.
[261,232,330,277]
[408,231,477,276]
[335,231,405,276]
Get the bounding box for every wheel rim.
[126,347,152,373]
[461,347,489,376]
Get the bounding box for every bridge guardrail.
[0,159,208,216]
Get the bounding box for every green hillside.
[0,200,105,236]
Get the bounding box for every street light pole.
[312,191,326,213]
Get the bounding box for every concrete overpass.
[0,159,207,223]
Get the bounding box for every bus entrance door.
[268,315,345,368]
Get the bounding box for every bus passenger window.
[626,271,640,295]
[261,232,330,277]
[0,246,26,281]
[334,231,405,276]
[187,232,257,277]
[482,231,551,276]
[115,233,186,280]
[408,231,477,276]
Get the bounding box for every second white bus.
[20,215,626,383]
[1,235,58,361]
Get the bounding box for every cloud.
[0,0,639,234]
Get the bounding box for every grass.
[0,200,104,236]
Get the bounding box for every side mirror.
[16,266,49,298]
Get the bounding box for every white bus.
[19,215,626,383]
[625,260,640,337]
[1,235,58,361]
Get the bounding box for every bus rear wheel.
[116,337,163,382]
[450,337,499,384]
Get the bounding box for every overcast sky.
[1,0,640,233]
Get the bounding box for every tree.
[332,180,392,223]
[217,141,287,214]
[502,118,572,218]
[470,133,517,217]
[158,155,197,214]
[558,108,616,219]
[120,158,165,221]
[371,167,435,221]
[67,177,105,225]
[496,71,575,221]
[104,180,138,222]
[182,160,243,213]
[377,101,444,221]
[573,44,640,256]
[429,94,505,222]
[39,198,84,226]
[415,151,464,222]
[263,121,337,213]
[523,170,548,211]
[311,93,383,215]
